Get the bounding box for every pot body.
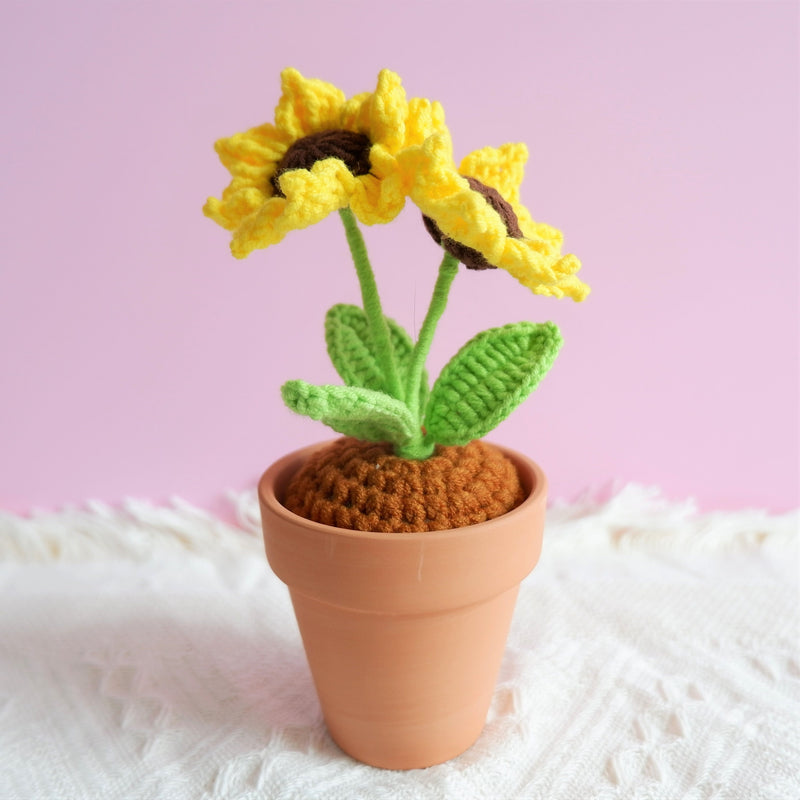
[258,441,547,770]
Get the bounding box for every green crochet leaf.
[325,303,428,405]
[281,379,418,446]
[425,321,563,446]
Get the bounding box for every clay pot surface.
[258,440,547,769]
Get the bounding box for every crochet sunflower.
[203,67,446,258]
[403,131,588,302]
[204,68,589,461]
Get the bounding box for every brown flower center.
[423,177,523,270]
[270,130,373,197]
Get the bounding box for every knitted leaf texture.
[325,304,428,407]
[284,437,525,532]
[281,380,417,446]
[425,321,563,446]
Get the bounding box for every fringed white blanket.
[1,486,798,799]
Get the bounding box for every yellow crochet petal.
[555,253,584,277]
[350,171,406,225]
[341,84,446,151]
[349,144,410,224]
[366,143,398,180]
[214,123,292,172]
[229,198,288,258]
[202,196,235,230]
[555,275,591,301]
[498,239,559,281]
[212,168,273,199]
[203,178,268,231]
[405,98,447,146]
[224,160,357,258]
[501,241,582,278]
[340,91,371,133]
[458,143,570,261]
[459,143,527,203]
[408,134,508,258]
[277,158,357,227]
[419,188,508,262]
[245,122,295,151]
[274,68,346,139]
[402,131,459,200]
[454,192,508,257]
[528,274,591,302]
[368,69,407,153]
[497,242,589,301]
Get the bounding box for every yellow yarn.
[401,131,590,301]
[230,160,356,257]
[274,69,345,140]
[203,68,448,259]
[349,144,407,226]
[459,143,564,255]
[405,98,447,147]
[459,143,528,207]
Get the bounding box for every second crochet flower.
[402,131,589,301]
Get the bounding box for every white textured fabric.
[0,486,797,799]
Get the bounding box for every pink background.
[1,1,797,516]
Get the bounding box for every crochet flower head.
[205,69,589,460]
[403,131,589,301]
[203,68,446,258]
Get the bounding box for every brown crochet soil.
[283,437,525,533]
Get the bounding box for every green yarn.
[425,321,563,446]
[406,252,459,420]
[281,211,564,459]
[338,208,403,400]
[393,251,458,459]
[325,304,427,409]
[281,380,417,446]
[394,437,435,460]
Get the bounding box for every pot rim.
[258,438,547,541]
[258,438,548,614]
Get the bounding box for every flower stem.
[338,208,403,400]
[397,251,460,459]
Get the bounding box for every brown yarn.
[423,177,524,270]
[284,437,525,533]
[271,130,372,196]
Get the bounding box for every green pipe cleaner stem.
[407,251,459,420]
[395,251,459,460]
[338,208,403,400]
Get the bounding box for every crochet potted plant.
[204,68,589,770]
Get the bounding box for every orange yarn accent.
[284,437,525,533]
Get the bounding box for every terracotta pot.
[258,440,547,770]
